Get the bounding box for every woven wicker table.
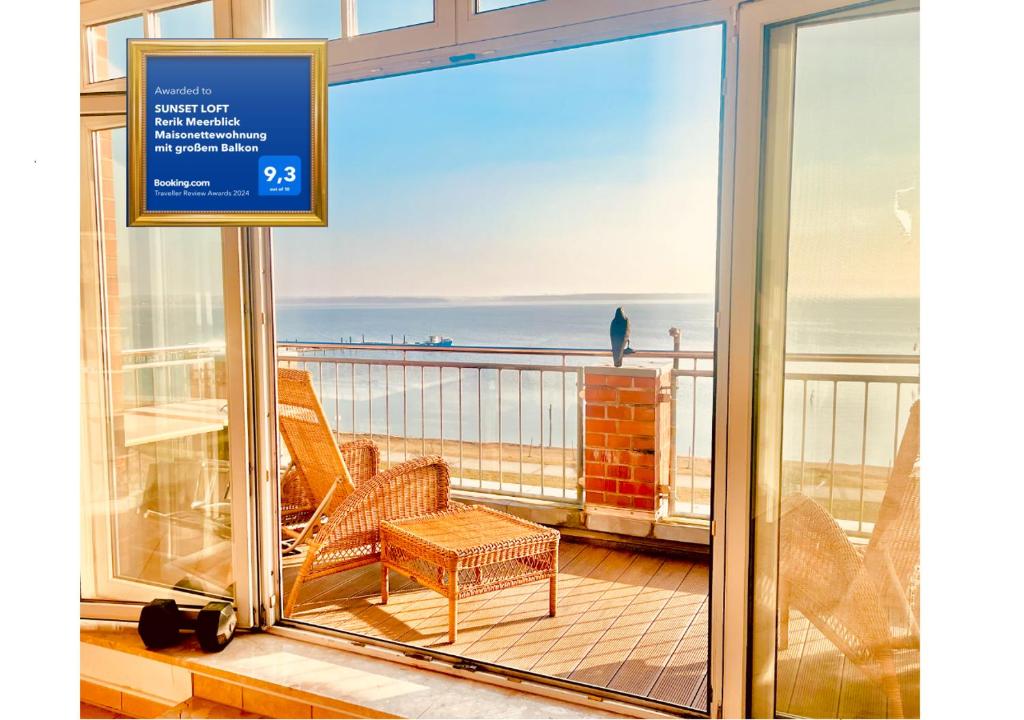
[380,505,560,643]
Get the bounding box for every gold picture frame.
[127,39,327,227]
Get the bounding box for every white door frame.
[257,2,739,716]
[79,107,260,627]
[724,0,915,715]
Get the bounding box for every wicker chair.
[778,400,920,718]
[286,454,454,615]
[277,368,457,615]
[278,368,381,551]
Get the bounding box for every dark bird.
[610,307,630,367]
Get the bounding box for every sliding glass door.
[749,2,919,717]
[80,115,257,623]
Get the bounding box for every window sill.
[80,620,634,718]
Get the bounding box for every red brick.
[633,406,656,422]
[612,450,634,465]
[604,434,630,449]
[585,372,632,388]
[602,375,635,387]
[585,462,606,478]
[618,420,655,436]
[619,389,656,404]
[586,491,605,504]
[584,386,617,402]
[605,405,632,420]
[632,452,656,468]
[586,478,616,493]
[587,418,618,434]
[585,404,605,419]
[613,494,633,508]
[585,432,605,447]
[633,496,656,511]
[585,449,611,463]
[618,481,641,496]
[634,466,656,483]
[631,436,656,452]
[606,464,631,480]
[632,376,658,388]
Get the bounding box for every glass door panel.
[81,122,240,606]
[270,21,723,714]
[751,4,919,718]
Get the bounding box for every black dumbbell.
[138,598,237,652]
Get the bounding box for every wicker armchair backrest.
[865,399,920,621]
[277,368,355,504]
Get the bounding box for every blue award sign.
[127,40,327,226]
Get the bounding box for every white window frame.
[325,1,458,64]
[455,0,711,43]
[78,108,261,628]
[80,0,232,92]
[259,1,740,716]
[77,0,912,715]
[731,1,920,716]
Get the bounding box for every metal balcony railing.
[115,341,920,532]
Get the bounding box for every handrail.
[277,340,711,359]
[278,340,920,365]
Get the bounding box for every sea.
[273,294,920,468]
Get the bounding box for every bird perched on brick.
[610,307,631,367]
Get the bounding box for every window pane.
[155,1,215,38]
[477,0,540,12]
[82,127,234,600]
[272,0,341,39]
[752,7,920,719]
[354,0,432,35]
[271,25,723,713]
[89,15,143,82]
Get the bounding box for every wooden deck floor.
[284,540,710,711]
[284,539,917,718]
[776,611,920,719]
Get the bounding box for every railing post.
[668,327,681,516]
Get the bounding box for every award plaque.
[127,39,327,226]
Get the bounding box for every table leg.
[549,574,557,617]
[549,543,558,616]
[381,565,389,605]
[448,595,458,644]
[448,564,458,644]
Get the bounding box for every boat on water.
[414,335,454,347]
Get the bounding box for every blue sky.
[273,23,725,298]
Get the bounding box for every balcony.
[274,340,919,717]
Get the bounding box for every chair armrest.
[338,439,381,486]
[280,461,316,525]
[305,456,451,573]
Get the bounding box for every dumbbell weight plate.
[138,599,182,649]
[196,601,237,652]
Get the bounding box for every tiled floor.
[284,540,710,711]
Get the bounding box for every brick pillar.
[582,367,672,526]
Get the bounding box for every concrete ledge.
[81,622,634,719]
[452,490,710,551]
[583,366,664,377]
[451,490,581,527]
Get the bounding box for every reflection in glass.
[155,1,215,38]
[84,127,233,599]
[754,8,919,719]
[89,15,143,82]
[354,0,433,35]
[271,0,342,39]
